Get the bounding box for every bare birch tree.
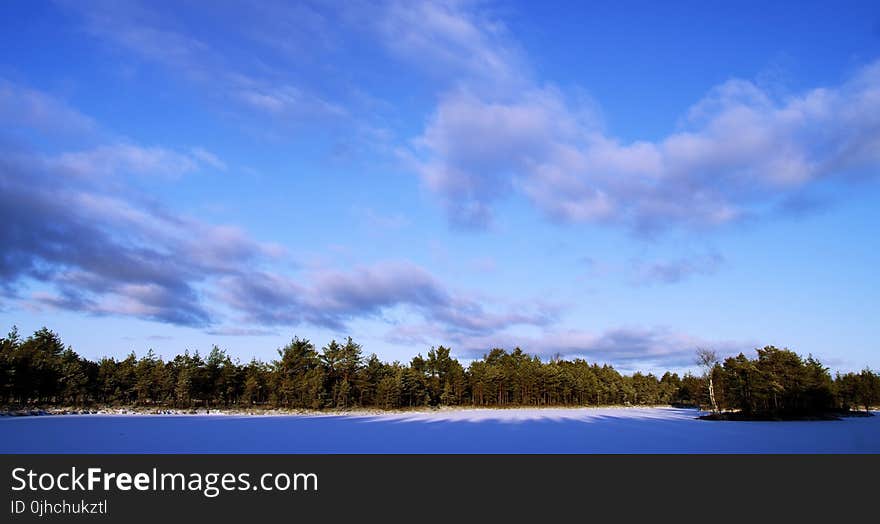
[696,348,720,413]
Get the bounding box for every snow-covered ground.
[1,407,877,453]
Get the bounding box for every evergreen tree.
[1,325,875,416]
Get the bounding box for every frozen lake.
[1,407,878,453]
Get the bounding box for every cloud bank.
[388,323,749,371]
[401,4,880,231]
[0,81,554,340]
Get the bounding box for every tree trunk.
[708,376,719,413]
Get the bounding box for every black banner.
[1,454,877,522]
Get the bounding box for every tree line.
[698,346,879,418]
[1,326,877,416]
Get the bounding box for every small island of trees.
[1,326,877,420]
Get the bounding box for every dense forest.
[1,326,877,418]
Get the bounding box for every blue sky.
[2,0,879,373]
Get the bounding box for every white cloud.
[189,147,228,171]
[377,0,526,89]
[63,0,351,126]
[235,84,347,119]
[390,2,880,231]
[51,144,224,179]
[412,62,880,230]
[0,79,97,136]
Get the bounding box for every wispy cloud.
[204,327,280,337]
[232,80,348,120]
[630,252,725,286]
[0,79,97,136]
[62,0,351,125]
[376,0,526,89]
[51,143,220,179]
[356,207,410,232]
[189,147,227,171]
[387,323,750,371]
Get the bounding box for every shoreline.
[0,404,693,418]
[4,405,875,421]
